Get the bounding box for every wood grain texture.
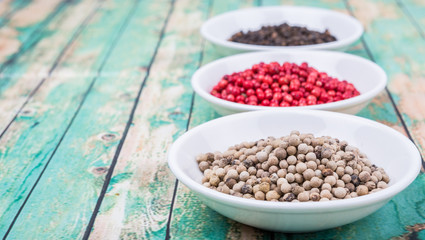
[0,0,139,238]
[5,1,173,239]
[88,0,210,239]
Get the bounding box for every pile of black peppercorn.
[228,23,337,46]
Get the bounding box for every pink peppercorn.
[210,62,360,107]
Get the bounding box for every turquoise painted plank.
[5,0,173,239]
[0,0,139,237]
[88,0,213,238]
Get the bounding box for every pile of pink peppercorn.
[210,62,360,107]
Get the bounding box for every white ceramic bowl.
[201,6,364,54]
[168,110,421,232]
[192,51,387,115]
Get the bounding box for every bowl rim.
[191,50,387,112]
[200,5,364,51]
[168,109,422,212]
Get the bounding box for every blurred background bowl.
[201,6,364,55]
[168,110,421,232]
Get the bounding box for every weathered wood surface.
[0,0,424,239]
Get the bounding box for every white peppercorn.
[239,171,250,181]
[359,171,371,182]
[287,146,297,155]
[243,193,253,199]
[356,185,368,196]
[255,191,265,200]
[259,182,270,193]
[287,165,296,174]
[210,175,221,187]
[296,162,307,173]
[320,189,332,199]
[256,151,268,163]
[334,187,346,199]
[377,181,387,189]
[310,176,322,188]
[281,183,292,193]
[279,160,288,169]
[289,135,301,146]
[370,175,379,184]
[298,143,309,154]
[303,169,315,181]
[216,168,225,178]
[275,148,287,160]
[297,191,310,202]
[372,171,382,181]
[293,186,305,195]
[287,155,297,165]
[365,181,376,190]
[336,167,345,177]
[303,181,312,190]
[248,166,256,176]
[336,180,345,188]
[286,173,295,183]
[305,152,316,161]
[294,173,304,184]
[266,191,280,201]
[345,166,354,175]
[326,161,337,171]
[199,161,210,171]
[268,165,278,174]
[277,169,286,178]
[321,183,332,191]
[324,176,337,186]
[315,169,322,178]
[306,161,317,170]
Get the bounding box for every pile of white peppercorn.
[196,131,390,202]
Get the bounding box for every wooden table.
[0,0,424,239]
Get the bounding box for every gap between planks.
[82,0,177,239]
[343,0,425,171]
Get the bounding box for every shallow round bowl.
[201,6,364,54]
[168,110,421,232]
[191,50,387,115]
